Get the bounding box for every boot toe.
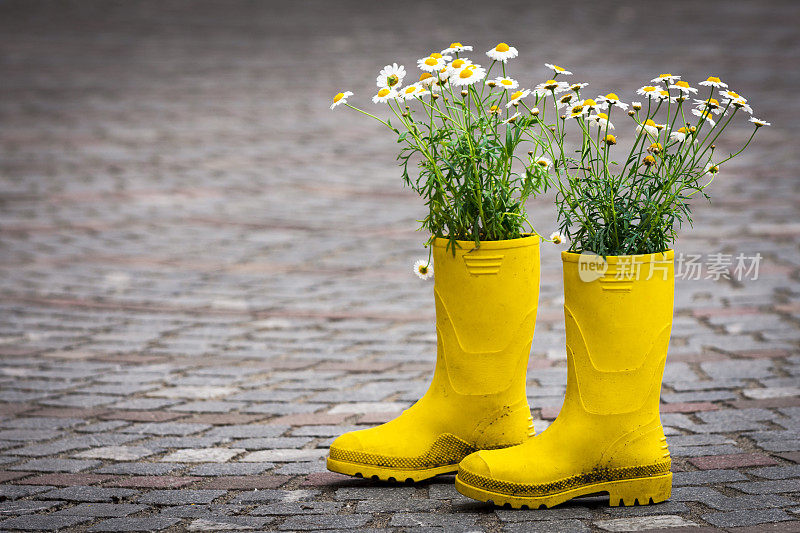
[459,451,492,477]
[330,430,364,453]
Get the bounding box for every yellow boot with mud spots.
[456,250,674,507]
[327,235,540,482]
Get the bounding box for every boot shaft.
[561,251,674,419]
[432,236,540,397]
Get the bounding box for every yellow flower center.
[449,42,463,48]
[678,127,687,134]
[510,90,523,100]
[675,81,690,88]
[386,74,399,87]
[727,91,743,100]
[706,98,720,107]
[553,65,565,71]
[405,86,416,94]
[659,90,669,97]
[649,142,662,150]
[570,104,584,114]
[536,160,548,167]
[333,92,345,103]
[645,119,657,127]
[420,73,433,81]
[596,113,608,120]
[605,93,619,100]
[706,76,721,83]
[418,265,428,274]
[604,134,616,145]
[643,86,656,92]
[501,79,513,85]
[658,73,673,79]
[378,88,390,97]
[424,58,438,66]
[451,59,466,68]
[495,43,510,52]
[490,105,499,112]
[544,80,558,89]
[559,94,573,103]
[430,53,443,59]
[644,155,656,165]
[459,69,474,79]
[583,98,597,106]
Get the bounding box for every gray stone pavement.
[0,0,798,531]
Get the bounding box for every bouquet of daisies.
[520,70,769,255]
[331,42,555,250]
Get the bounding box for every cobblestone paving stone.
[0,0,798,531]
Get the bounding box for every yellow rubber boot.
[456,250,674,507]
[327,235,540,482]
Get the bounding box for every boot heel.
[607,473,672,506]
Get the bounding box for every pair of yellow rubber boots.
[327,236,674,508]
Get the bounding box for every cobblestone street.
[0,1,798,531]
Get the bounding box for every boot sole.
[327,457,458,482]
[455,471,672,508]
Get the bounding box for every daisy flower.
[670,127,689,142]
[570,82,588,92]
[486,42,518,62]
[413,259,433,280]
[703,162,720,175]
[556,92,577,109]
[503,112,521,124]
[549,232,565,244]
[631,101,642,110]
[597,93,629,110]
[749,117,770,127]
[418,72,436,87]
[488,76,519,90]
[441,42,473,54]
[643,155,656,167]
[699,76,728,88]
[721,90,746,102]
[372,87,399,104]
[729,99,753,113]
[376,63,406,89]
[604,134,617,145]
[567,102,587,119]
[691,108,717,126]
[588,112,614,130]
[535,157,552,169]
[545,63,572,76]
[505,89,531,108]
[670,80,698,94]
[656,90,678,103]
[647,142,663,154]
[636,85,662,99]
[535,79,570,94]
[451,65,486,86]
[445,57,473,76]
[652,73,681,84]
[636,119,662,136]
[694,97,723,114]
[417,54,450,72]
[330,91,353,110]
[581,98,600,112]
[399,83,427,101]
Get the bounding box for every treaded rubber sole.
[455,471,672,509]
[327,457,458,482]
